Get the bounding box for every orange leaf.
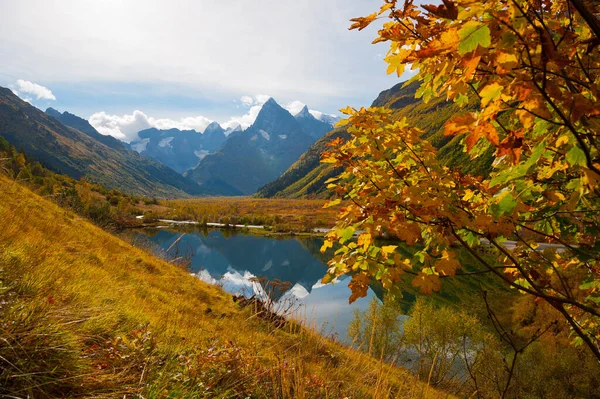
[444,112,477,137]
[411,272,441,294]
[434,251,461,276]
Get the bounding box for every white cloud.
[240,96,254,107]
[89,111,152,142]
[88,110,213,142]
[283,100,339,122]
[222,94,272,130]
[285,100,306,116]
[307,110,340,124]
[0,0,399,110]
[14,79,56,101]
[222,105,262,130]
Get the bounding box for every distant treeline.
[0,136,154,228]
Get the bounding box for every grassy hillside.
[0,87,203,198]
[257,81,493,199]
[0,174,451,398]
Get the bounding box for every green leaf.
[340,226,355,242]
[579,280,600,290]
[566,145,586,167]
[458,21,491,55]
[493,191,517,217]
[588,296,600,304]
[489,140,547,187]
[514,278,532,289]
[323,198,341,208]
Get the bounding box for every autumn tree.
[322,0,600,360]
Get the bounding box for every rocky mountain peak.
[45,107,62,118]
[295,105,312,119]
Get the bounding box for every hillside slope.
[46,107,127,151]
[0,87,203,198]
[257,81,491,198]
[0,174,448,398]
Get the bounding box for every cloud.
[283,100,339,122]
[0,0,399,111]
[222,94,272,130]
[240,96,254,107]
[285,100,306,116]
[89,110,213,142]
[13,79,56,101]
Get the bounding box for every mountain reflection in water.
[140,228,377,340]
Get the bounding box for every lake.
[137,228,379,341]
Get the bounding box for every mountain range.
[1,81,491,200]
[129,122,227,174]
[184,98,334,195]
[0,88,205,198]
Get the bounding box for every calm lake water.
[139,228,379,341]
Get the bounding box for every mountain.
[46,108,126,151]
[256,81,492,199]
[0,87,203,198]
[294,106,332,140]
[224,125,243,136]
[316,113,340,126]
[185,98,333,195]
[129,122,226,174]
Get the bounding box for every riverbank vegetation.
[151,197,339,232]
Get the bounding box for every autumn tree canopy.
[322,0,600,360]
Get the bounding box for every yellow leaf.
[385,51,409,77]
[379,3,394,14]
[495,52,518,73]
[349,13,377,31]
[320,240,333,253]
[556,135,570,147]
[357,233,372,251]
[479,82,503,106]
[339,106,355,115]
[381,245,398,255]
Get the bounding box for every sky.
[0,0,407,142]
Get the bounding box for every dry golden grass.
[0,174,453,398]
[156,197,340,232]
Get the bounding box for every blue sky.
[0,0,406,141]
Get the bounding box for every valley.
[2,1,600,397]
